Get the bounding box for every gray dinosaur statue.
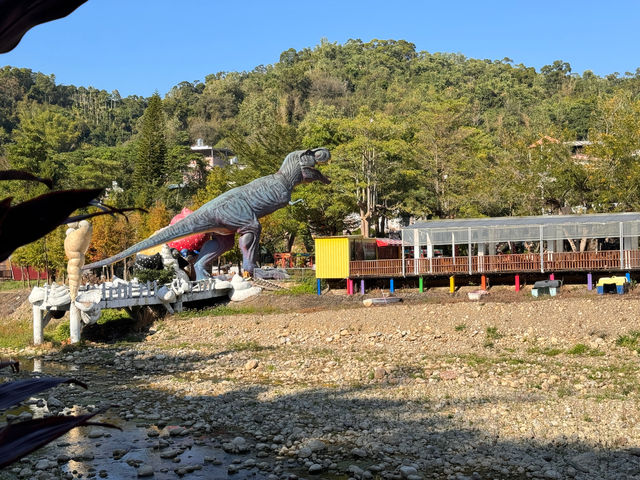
[83,148,331,279]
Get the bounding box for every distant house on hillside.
[190,138,236,168]
[528,136,595,165]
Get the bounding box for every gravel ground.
[2,286,640,479]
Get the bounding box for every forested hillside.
[3,39,640,273]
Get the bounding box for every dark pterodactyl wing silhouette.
[0,0,87,53]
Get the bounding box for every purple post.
[360,279,365,295]
[587,273,592,291]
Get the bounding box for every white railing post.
[539,225,544,273]
[620,222,624,270]
[413,229,419,275]
[468,227,472,274]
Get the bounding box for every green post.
[419,276,424,292]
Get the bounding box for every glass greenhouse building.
[345,213,640,278]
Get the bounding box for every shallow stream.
[2,356,270,479]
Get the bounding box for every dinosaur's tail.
[83,217,206,271]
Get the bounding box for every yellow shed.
[315,236,377,279]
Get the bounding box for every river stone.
[137,464,154,477]
[348,465,364,476]
[87,428,104,438]
[297,447,312,458]
[159,448,180,459]
[400,465,419,478]
[374,367,386,379]
[306,439,327,452]
[223,436,250,453]
[34,459,52,470]
[569,453,596,473]
[47,396,64,408]
[245,359,259,370]
[309,463,324,474]
[18,468,33,478]
[352,447,367,458]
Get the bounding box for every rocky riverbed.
[2,287,640,479]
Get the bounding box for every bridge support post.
[390,278,394,293]
[360,279,365,295]
[515,275,520,292]
[481,275,487,291]
[419,277,423,293]
[70,303,81,344]
[449,276,455,294]
[549,273,555,281]
[33,306,44,345]
[587,273,592,290]
[317,279,322,296]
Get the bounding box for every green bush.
[134,267,174,284]
[275,276,317,295]
[97,309,133,325]
[616,330,640,351]
[45,320,71,344]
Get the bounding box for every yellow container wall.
[315,238,350,279]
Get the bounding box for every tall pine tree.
[134,93,167,207]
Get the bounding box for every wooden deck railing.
[545,251,621,271]
[350,259,405,277]
[348,250,637,277]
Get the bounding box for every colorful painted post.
[515,275,520,292]
[317,279,322,296]
[481,275,487,291]
[449,276,455,294]
[360,279,365,295]
[390,278,395,293]
[587,273,592,291]
[626,272,631,283]
[419,276,424,293]
[549,273,555,281]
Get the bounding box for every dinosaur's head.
[297,148,331,184]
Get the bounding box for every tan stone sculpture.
[64,220,92,301]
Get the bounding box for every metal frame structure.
[346,213,640,278]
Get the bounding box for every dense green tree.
[5,103,80,200]
[587,90,640,210]
[133,93,167,207]
[5,38,640,260]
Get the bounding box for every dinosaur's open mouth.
[302,166,331,184]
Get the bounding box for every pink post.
[515,275,520,292]
[549,273,555,281]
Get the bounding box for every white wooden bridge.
[31,278,234,345]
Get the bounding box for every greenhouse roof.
[402,212,640,245]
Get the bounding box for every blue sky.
[2,0,639,98]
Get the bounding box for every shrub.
[134,267,174,284]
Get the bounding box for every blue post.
[317,278,322,296]
[626,272,631,283]
[390,278,395,293]
[587,273,592,291]
[360,279,365,295]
